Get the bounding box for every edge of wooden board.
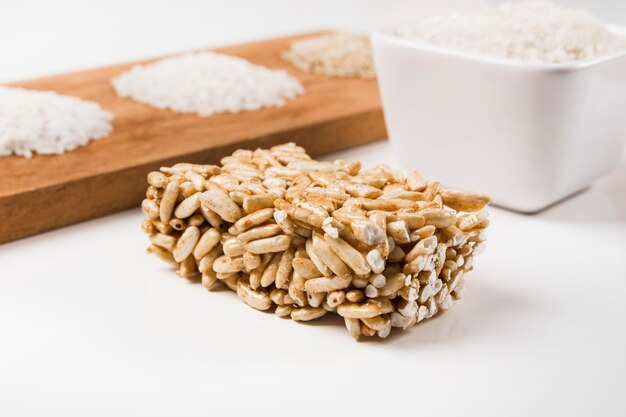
[0,109,386,244]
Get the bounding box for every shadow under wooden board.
[0,32,387,244]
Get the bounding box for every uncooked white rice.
[395,1,626,64]
[0,86,113,158]
[283,33,375,78]
[112,52,304,117]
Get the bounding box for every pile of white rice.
[112,52,304,117]
[0,87,113,158]
[282,32,376,78]
[395,1,626,64]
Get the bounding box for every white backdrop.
[1,0,625,82]
[1,1,625,417]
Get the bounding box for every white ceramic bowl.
[372,30,626,212]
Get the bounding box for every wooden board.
[0,32,386,244]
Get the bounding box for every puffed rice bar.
[141,143,490,341]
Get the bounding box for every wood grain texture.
[0,32,386,244]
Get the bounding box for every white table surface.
[1,141,625,417]
[1,1,626,416]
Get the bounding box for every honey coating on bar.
[141,143,490,341]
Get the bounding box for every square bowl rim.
[372,25,626,72]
